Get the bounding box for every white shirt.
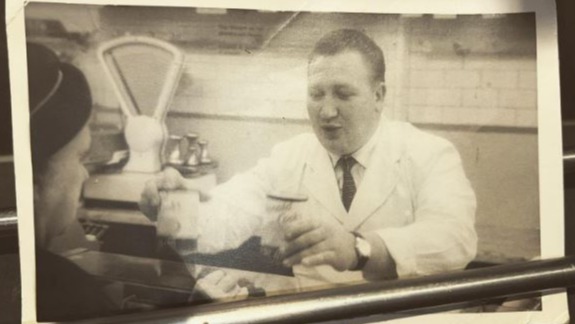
[327,127,380,195]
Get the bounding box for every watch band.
[350,232,371,271]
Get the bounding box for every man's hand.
[280,212,357,271]
[139,167,187,221]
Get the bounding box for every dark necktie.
[339,156,357,212]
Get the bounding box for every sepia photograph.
[6,0,566,322]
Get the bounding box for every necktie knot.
[338,156,357,212]
[339,156,357,172]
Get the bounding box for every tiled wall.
[90,14,538,130]
[171,53,309,120]
[406,53,537,128]
[91,52,538,130]
[26,5,538,131]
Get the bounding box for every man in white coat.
[141,29,477,292]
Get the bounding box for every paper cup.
[157,190,200,241]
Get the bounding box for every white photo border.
[6,0,565,323]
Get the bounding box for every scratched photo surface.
[23,2,541,322]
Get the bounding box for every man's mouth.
[321,124,342,132]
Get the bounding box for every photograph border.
[6,0,565,322]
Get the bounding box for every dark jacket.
[36,247,114,322]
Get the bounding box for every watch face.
[356,237,372,258]
[351,235,371,271]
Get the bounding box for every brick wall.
[171,53,308,120]
[87,14,537,130]
[26,5,538,131]
[405,52,537,127]
[402,15,537,128]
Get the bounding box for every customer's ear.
[33,181,42,205]
[33,180,49,246]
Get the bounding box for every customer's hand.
[139,167,187,221]
[139,167,211,221]
[195,270,249,301]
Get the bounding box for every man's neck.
[328,125,380,168]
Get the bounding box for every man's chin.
[315,132,352,155]
[321,141,348,156]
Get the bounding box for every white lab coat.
[197,120,477,291]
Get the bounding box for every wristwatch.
[350,232,371,271]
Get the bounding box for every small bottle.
[185,133,199,149]
[198,140,212,164]
[165,135,183,165]
[185,133,200,166]
[186,146,200,166]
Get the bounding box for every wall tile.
[464,56,535,71]
[409,70,445,88]
[515,110,538,128]
[475,108,516,127]
[499,89,537,110]
[408,88,428,106]
[409,53,464,70]
[462,89,498,108]
[518,70,537,90]
[441,107,469,125]
[464,56,504,70]
[444,70,481,89]
[442,107,515,126]
[408,106,443,124]
[481,70,518,89]
[409,88,462,107]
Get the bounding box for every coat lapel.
[302,143,347,224]
[347,124,402,230]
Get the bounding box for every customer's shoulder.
[36,248,100,291]
[36,248,113,321]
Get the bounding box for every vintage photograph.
[9,0,563,322]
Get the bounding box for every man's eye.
[308,90,324,100]
[336,91,354,100]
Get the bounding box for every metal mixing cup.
[260,191,308,263]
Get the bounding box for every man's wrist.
[361,232,398,281]
[349,232,371,271]
[346,232,359,270]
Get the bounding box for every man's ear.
[374,82,386,112]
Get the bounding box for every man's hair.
[309,29,386,84]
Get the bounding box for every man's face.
[307,50,385,156]
[36,126,91,248]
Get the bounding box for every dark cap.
[27,43,92,161]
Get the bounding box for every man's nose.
[319,96,338,120]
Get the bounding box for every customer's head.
[27,43,92,247]
[307,29,386,155]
